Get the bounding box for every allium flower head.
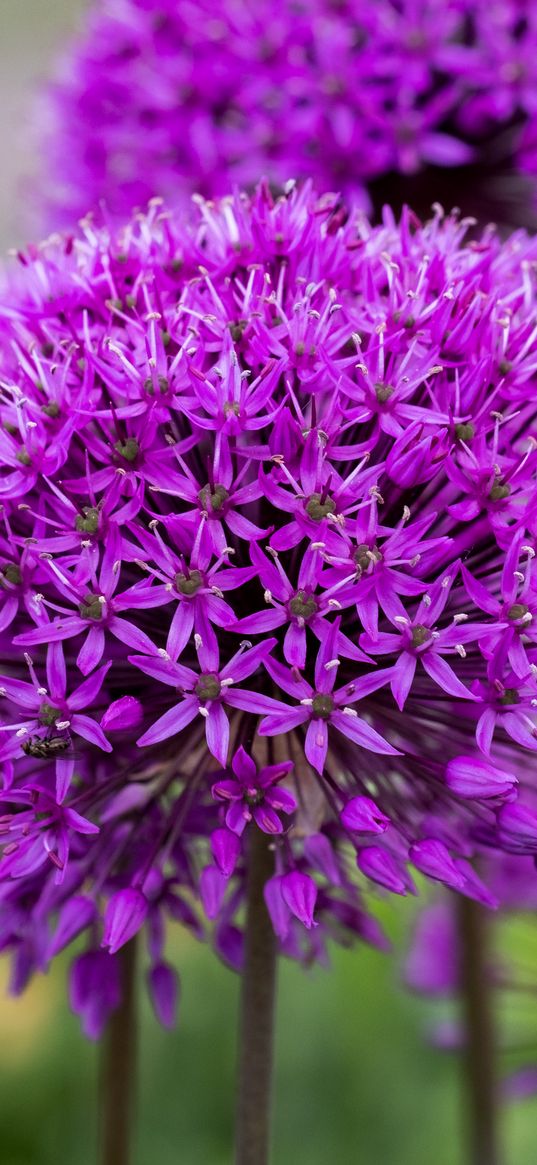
[2,182,537,1031]
[37,0,537,229]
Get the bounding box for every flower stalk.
[100,939,138,1165]
[457,897,502,1165]
[236,827,277,1165]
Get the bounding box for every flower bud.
[102,888,148,954]
[280,871,317,929]
[341,795,389,834]
[446,755,517,799]
[410,839,466,890]
[357,846,407,895]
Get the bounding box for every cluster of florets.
[2,182,537,1035]
[38,0,537,229]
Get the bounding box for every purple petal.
[258,705,310,735]
[103,888,148,954]
[497,802,537,853]
[221,638,277,683]
[409,839,466,890]
[357,847,407,895]
[263,875,291,940]
[200,865,227,919]
[331,709,400,755]
[446,755,517,799]
[148,962,179,1030]
[421,652,479,701]
[304,717,329,774]
[69,662,112,711]
[211,828,240,877]
[101,696,143,731]
[205,702,230,766]
[304,833,341,885]
[71,714,112,752]
[341,795,389,834]
[77,626,106,676]
[48,895,97,959]
[280,871,317,929]
[231,745,257,785]
[137,696,198,747]
[252,804,284,834]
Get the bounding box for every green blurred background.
[2,897,537,1164]
[2,3,537,1162]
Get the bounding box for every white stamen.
[198,707,209,719]
[394,616,409,626]
[157,648,170,660]
[194,634,203,650]
[300,698,313,706]
[342,706,358,717]
[55,720,71,730]
[324,658,340,671]
[455,644,467,658]
[453,613,468,624]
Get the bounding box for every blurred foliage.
[1,899,537,1163]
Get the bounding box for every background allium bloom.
[3,182,537,1029]
[37,0,537,230]
[405,857,537,1097]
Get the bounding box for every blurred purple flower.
[36,0,537,230]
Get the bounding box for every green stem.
[457,897,502,1165]
[100,939,137,1165]
[235,829,277,1165]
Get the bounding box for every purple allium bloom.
[405,856,537,1097]
[2,183,537,1032]
[212,746,296,835]
[36,0,537,231]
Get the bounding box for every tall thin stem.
[235,828,277,1165]
[100,939,138,1165]
[456,896,502,1165]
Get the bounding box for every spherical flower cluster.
[2,182,537,1034]
[38,0,537,230]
